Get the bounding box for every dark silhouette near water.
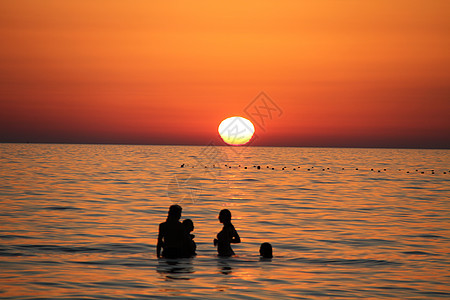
[260,242,273,258]
[183,219,197,257]
[214,209,241,256]
[157,205,194,258]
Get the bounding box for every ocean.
[0,144,449,299]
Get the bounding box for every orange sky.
[1,0,449,148]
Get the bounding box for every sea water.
[0,144,449,299]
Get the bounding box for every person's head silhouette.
[260,242,273,258]
[167,204,182,221]
[218,209,232,224]
[183,219,194,233]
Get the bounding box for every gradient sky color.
[1,0,449,148]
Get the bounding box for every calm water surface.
[0,144,449,299]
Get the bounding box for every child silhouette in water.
[259,242,273,258]
[214,209,240,256]
[182,219,196,257]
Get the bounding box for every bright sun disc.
[218,116,255,146]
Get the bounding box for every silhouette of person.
[213,209,240,256]
[157,205,189,258]
[259,242,273,258]
[182,219,196,257]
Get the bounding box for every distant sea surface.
[1,144,449,299]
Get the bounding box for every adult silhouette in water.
[214,209,241,256]
[157,205,190,258]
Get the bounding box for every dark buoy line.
[178,163,448,175]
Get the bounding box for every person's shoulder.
[159,221,167,228]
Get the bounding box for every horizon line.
[1,141,449,150]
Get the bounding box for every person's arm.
[230,226,241,244]
[156,224,164,258]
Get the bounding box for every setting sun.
[218,116,255,146]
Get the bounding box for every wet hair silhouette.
[259,242,273,258]
[157,205,188,258]
[168,204,182,220]
[214,209,240,256]
[182,219,196,257]
[219,209,231,223]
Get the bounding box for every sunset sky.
[1,0,449,148]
